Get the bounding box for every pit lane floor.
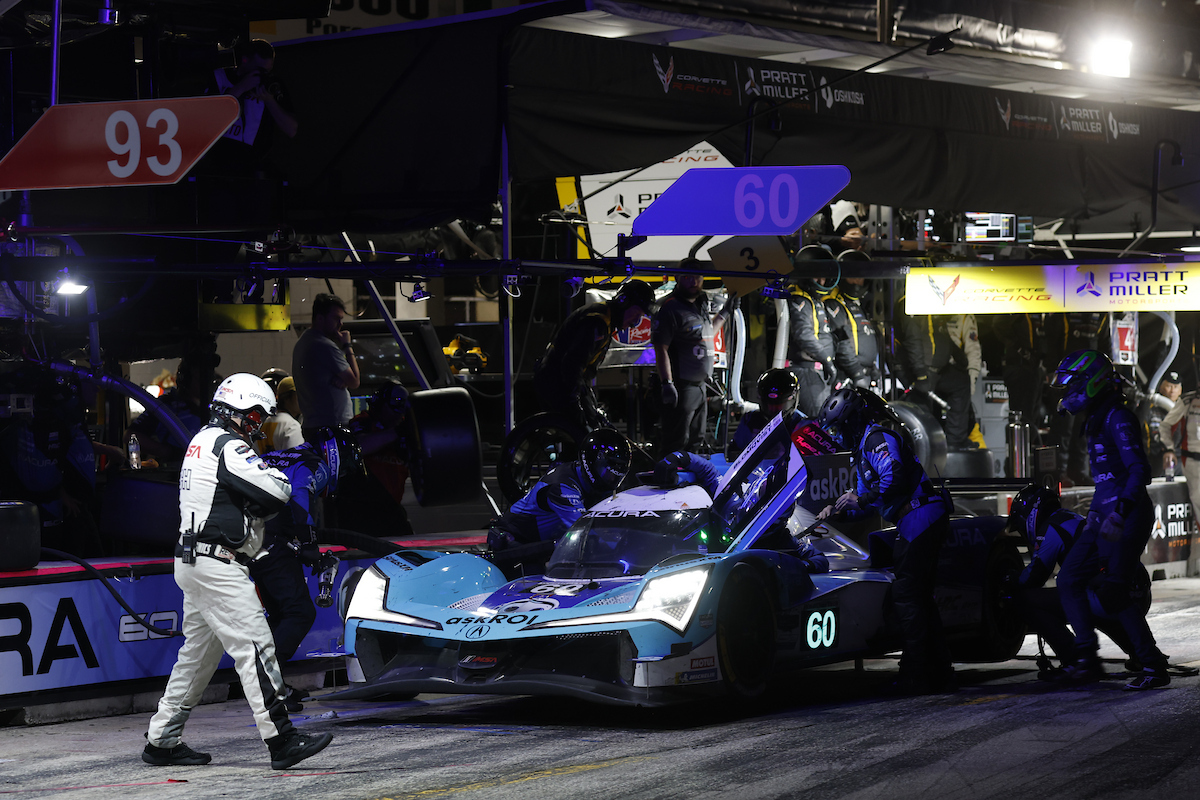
[4,579,1200,800]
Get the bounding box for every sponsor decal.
[185,444,201,459]
[584,510,662,518]
[1077,272,1102,297]
[675,668,718,685]
[606,194,631,220]
[745,67,811,101]
[690,656,715,669]
[498,598,559,613]
[1107,111,1141,139]
[806,463,853,502]
[996,97,1011,130]
[654,54,674,94]
[927,274,960,306]
[118,611,178,642]
[819,76,865,109]
[1153,505,1167,540]
[458,655,499,669]
[446,614,539,626]
[383,553,413,570]
[698,613,715,629]
[1058,104,1105,139]
[1105,269,1189,298]
[946,526,988,548]
[0,598,99,677]
[465,625,490,639]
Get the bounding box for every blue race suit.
[252,444,333,662]
[854,423,952,684]
[1057,393,1166,668]
[1017,508,1142,666]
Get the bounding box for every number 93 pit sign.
[0,96,239,190]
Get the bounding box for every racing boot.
[267,731,333,770]
[1124,663,1170,691]
[142,741,212,766]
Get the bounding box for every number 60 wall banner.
[0,96,239,191]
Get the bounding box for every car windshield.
[545,509,711,579]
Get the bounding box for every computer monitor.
[964,212,1017,243]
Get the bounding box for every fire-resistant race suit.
[1159,390,1200,517]
[1015,507,1144,669]
[824,285,877,389]
[1058,393,1167,674]
[532,302,615,427]
[652,287,716,453]
[787,287,845,416]
[854,423,953,688]
[146,424,293,750]
[252,444,332,662]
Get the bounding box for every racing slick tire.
[717,565,776,700]
[497,413,587,504]
[953,536,1026,662]
[406,386,483,507]
[891,401,947,476]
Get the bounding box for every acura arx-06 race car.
[341,416,1025,706]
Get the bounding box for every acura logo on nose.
[466,625,490,639]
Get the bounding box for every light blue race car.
[341,416,1025,706]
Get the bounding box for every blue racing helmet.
[1051,349,1117,415]
[310,425,364,497]
[1007,483,1061,553]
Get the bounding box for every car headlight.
[345,566,443,631]
[633,567,710,633]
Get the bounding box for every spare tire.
[891,400,947,474]
[0,502,39,572]
[945,448,994,479]
[405,386,482,507]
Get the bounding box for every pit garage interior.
[3,0,1200,724]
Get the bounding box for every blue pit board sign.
[631,165,851,237]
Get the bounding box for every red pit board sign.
[0,96,240,190]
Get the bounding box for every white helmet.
[211,373,276,439]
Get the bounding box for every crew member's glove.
[913,374,936,394]
[488,528,518,552]
[297,542,322,567]
[822,358,838,387]
[1100,511,1126,542]
[652,451,690,486]
[661,380,679,408]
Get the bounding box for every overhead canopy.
[269,6,1200,234]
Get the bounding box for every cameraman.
[206,39,297,176]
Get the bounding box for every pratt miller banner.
[905,261,1200,314]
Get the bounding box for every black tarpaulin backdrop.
[273,14,1200,232]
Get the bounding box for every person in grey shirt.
[292,293,360,440]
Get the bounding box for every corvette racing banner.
[905,262,1200,314]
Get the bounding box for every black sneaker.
[268,731,333,770]
[281,687,304,713]
[142,742,212,766]
[284,683,311,702]
[1124,668,1170,691]
[1063,657,1105,684]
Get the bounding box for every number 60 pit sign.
[632,165,851,236]
[0,96,239,190]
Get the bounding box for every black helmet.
[1008,483,1060,553]
[310,425,364,497]
[757,369,799,414]
[817,386,898,449]
[259,367,290,394]
[369,381,409,418]
[792,245,837,296]
[579,428,632,493]
[612,279,656,317]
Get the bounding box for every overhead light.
[54,278,88,295]
[407,282,431,302]
[1090,38,1131,78]
[1180,246,1200,253]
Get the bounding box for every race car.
[341,415,1025,706]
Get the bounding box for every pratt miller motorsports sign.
[905,262,1200,315]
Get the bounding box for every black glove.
[661,381,679,408]
[652,451,690,486]
[312,551,338,577]
[913,374,936,394]
[297,542,322,567]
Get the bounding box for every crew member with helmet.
[815,386,954,694]
[532,279,657,428]
[787,246,853,416]
[730,369,806,455]
[1006,484,1154,686]
[142,373,333,770]
[653,268,734,454]
[824,250,880,391]
[1050,350,1170,688]
[331,381,414,537]
[253,426,363,711]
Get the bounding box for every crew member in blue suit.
[1006,483,1151,685]
[731,369,807,456]
[254,426,362,710]
[1050,350,1169,689]
[815,386,954,694]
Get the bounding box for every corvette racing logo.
[654,54,674,93]
[996,97,1012,130]
[927,274,961,306]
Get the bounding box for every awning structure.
[272,1,1200,237]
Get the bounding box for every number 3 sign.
[0,96,239,191]
[632,165,851,237]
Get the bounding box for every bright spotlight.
[1090,38,1131,78]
